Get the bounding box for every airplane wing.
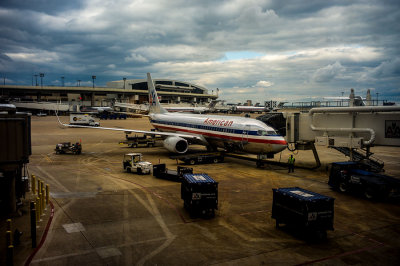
[56,115,201,140]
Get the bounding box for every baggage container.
[181,173,218,217]
[272,187,334,239]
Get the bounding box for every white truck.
[69,113,100,127]
[123,153,152,174]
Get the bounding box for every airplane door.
[242,125,250,144]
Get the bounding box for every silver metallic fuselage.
[150,112,287,154]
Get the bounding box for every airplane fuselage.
[149,112,287,154]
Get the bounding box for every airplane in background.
[79,106,114,113]
[58,73,287,157]
[323,88,373,107]
[114,101,217,114]
[164,101,218,114]
[232,102,285,113]
[233,105,268,113]
[323,96,366,106]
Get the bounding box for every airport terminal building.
[107,78,215,104]
[0,77,217,108]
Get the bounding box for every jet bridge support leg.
[294,141,321,170]
[310,142,321,169]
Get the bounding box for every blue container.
[181,174,218,217]
[272,187,334,238]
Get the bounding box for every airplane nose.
[274,137,287,152]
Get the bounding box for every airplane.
[164,101,218,114]
[58,73,287,157]
[114,101,217,114]
[233,102,286,113]
[79,106,114,113]
[323,88,371,107]
[323,96,366,106]
[114,102,149,113]
[233,105,269,113]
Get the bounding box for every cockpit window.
[257,130,267,136]
[258,130,277,136]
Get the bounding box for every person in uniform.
[288,154,295,173]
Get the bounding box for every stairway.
[330,146,385,172]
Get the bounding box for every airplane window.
[267,130,277,135]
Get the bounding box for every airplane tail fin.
[208,100,219,108]
[208,100,219,111]
[147,73,168,114]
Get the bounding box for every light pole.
[40,73,44,87]
[341,91,344,106]
[34,75,38,86]
[61,76,64,87]
[376,92,379,106]
[92,75,96,88]
[123,77,126,90]
[77,80,81,87]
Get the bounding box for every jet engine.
[163,136,188,154]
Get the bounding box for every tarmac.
[2,115,400,265]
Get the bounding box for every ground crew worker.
[288,154,295,173]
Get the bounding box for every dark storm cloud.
[0,0,399,102]
[0,0,84,14]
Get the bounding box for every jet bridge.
[284,106,400,171]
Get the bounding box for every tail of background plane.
[147,73,168,114]
[208,100,219,108]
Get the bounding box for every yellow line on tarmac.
[45,155,52,163]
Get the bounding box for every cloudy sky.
[1,0,399,103]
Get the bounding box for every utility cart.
[119,134,159,148]
[272,187,334,239]
[123,153,152,174]
[55,142,82,155]
[153,164,193,182]
[181,173,218,217]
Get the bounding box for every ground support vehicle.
[181,173,218,218]
[55,142,82,154]
[119,134,161,148]
[153,164,193,182]
[123,153,152,174]
[272,187,334,240]
[69,114,100,127]
[170,152,224,165]
[329,162,400,200]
